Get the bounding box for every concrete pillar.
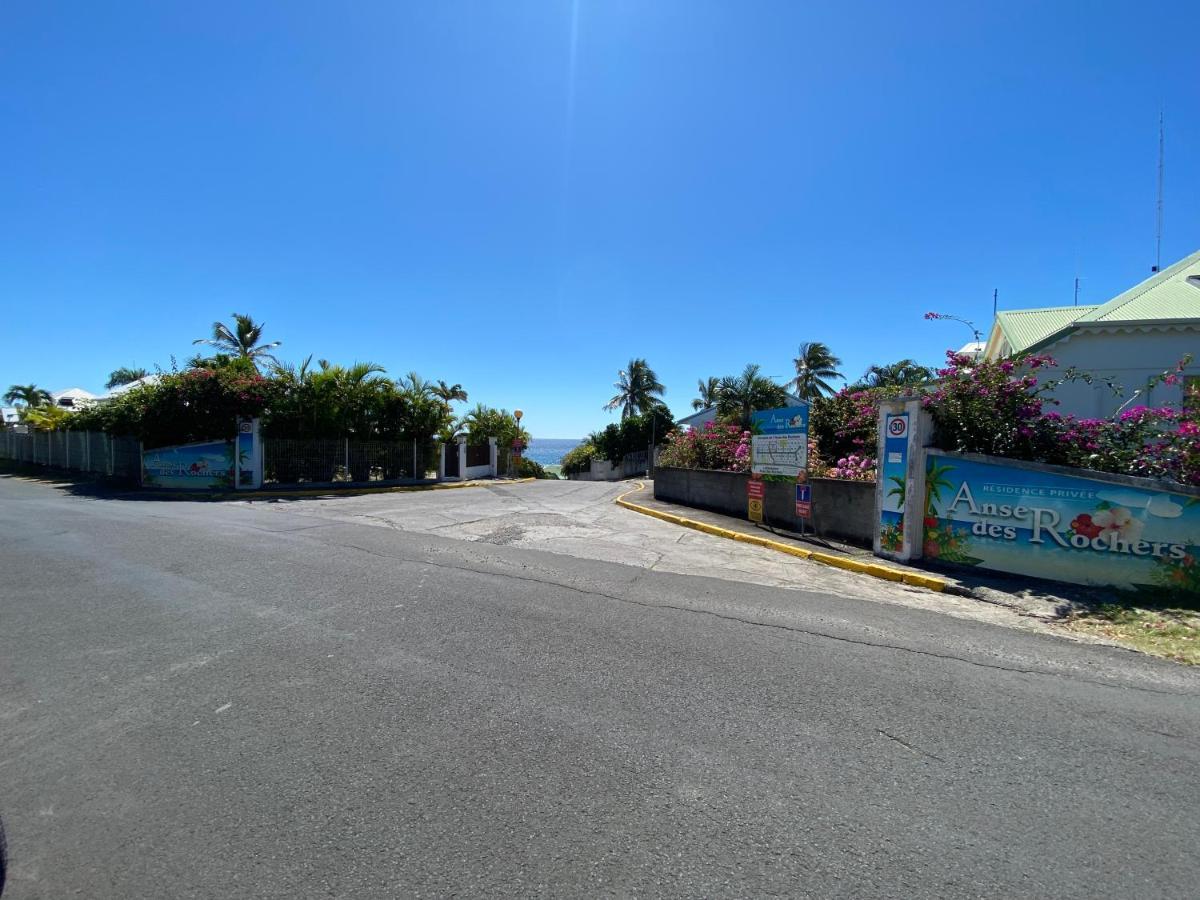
[437,443,446,481]
[873,399,933,562]
[457,435,468,480]
[488,436,498,477]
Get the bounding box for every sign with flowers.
[922,453,1200,592]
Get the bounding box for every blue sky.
[2,1,1198,437]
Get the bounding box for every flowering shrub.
[924,351,1053,458]
[657,422,752,473]
[925,351,1200,486]
[72,367,275,449]
[826,453,877,481]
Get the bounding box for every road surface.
[1,475,1198,898]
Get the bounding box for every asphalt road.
[1,475,1199,899]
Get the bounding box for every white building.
[983,249,1200,419]
[50,387,100,410]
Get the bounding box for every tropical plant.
[105,367,149,390]
[716,364,791,429]
[604,358,666,420]
[456,404,529,448]
[4,384,52,407]
[193,313,281,369]
[433,381,468,404]
[586,407,674,463]
[792,342,844,399]
[886,475,906,508]
[692,377,721,411]
[22,404,75,431]
[855,359,934,390]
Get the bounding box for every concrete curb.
[615,483,949,593]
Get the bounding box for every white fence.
[0,429,142,481]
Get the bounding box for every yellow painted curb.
[614,483,947,593]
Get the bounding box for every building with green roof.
[982,249,1200,418]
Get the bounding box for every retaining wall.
[653,467,875,547]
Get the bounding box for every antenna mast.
[1154,108,1164,272]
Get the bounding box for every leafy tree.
[854,359,934,390]
[587,407,674,463]
[433,381,468,404]
[456,403,530,447]
[4,384,52,407]
[692,377,721,411]
[193,313,281,369]
[22,404,74,431]
[792,342,844,399]
[105,367,149,390]
[604,358,665,420]
[716,364,790,429]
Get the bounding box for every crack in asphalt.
[877,729,946,763]
[319,536,1192,697]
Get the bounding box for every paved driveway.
[239,478,1049,631]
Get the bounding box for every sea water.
[524,438,581,473]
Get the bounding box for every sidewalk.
[617,481,1090,620]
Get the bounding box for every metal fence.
[262,438,440,486]
[0,429,142,481]
[621,447,660,477]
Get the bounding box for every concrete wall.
[567,459,625,482]
[653,467,876,547]
[1034,326,1199,419]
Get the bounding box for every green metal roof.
[995,305,1097,354]
[1075,248,1200,323]
[999,248,1200,356]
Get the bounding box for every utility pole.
[1154,107,1164,272]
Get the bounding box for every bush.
[657,423,751,473]
[72,367,274,449]
[810,389,884,476]
[516,457,556,479]
[560,443,601,476]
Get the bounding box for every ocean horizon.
[525,438,582,467]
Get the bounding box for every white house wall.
[1034,327,1199,418]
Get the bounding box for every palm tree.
[886,475,906,511]
[858,359,933,390]
[4,384,52,407]
[433,381,468,404]
[792,342,844,399]
[193,313,281,369]
[692,377,721,411]
[716,364,791,429]
[604,358,665,420]
[105,367,149,390]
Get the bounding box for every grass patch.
[1063,604,1200,665]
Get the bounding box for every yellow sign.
[748,497,764,523]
